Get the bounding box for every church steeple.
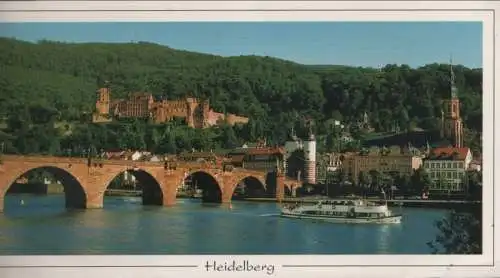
[440,54,464,148]
[290,126,298,141]
[450,56,458,99]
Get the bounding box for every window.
[447,172,452,178]
[453,172,457,179]
[459,162,464,168]
[447,162,452,168]
[437,163,441,169]
[453,162,458,168]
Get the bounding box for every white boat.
[280,199,402,224]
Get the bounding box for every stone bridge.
[0,155,302,212]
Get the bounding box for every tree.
[0,38,482,157]
[357,171,371,197]
[411,168,433,195]
[396,173,411,196]
[219,124,239,149]
[157,132,177,154]
[467,171,482,201]
[368,169,381,192]
[427,205,482,254]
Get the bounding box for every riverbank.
[104,189,141,197]
[47,189,480,210]
[7,183,64,194]
[244,197,481,209]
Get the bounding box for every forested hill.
[0,37,482,152]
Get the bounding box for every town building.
[178,151,224,167]
[422,147,473,193]
[341,145,423,184]
[92,84,249,128]
[440,60,464,148]
[315,153,342,185]
[226,146,285,172]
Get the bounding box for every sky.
[0,22,482,68]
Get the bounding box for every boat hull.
[280,212,402,224]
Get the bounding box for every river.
[0,194,447,255]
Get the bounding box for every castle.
[92,84,249,128]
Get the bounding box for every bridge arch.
[100,168,164,206]
[1,166,87,211]
[182,170,223,203]
[232,175,267,199]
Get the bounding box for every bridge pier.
[161,179,178,207]
[221,176,234,204]
[276,174,285,202]
[86,201,104,209]
[221,189,233,204]
[84,190,105,209]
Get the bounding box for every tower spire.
[308,119,315,140]
[290,126,297,141]
[450,55,458,98]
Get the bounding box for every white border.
[0,1,497,277]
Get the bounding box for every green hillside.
[0,37,483,155]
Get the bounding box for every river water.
[0,194,447,255]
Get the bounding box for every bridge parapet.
[175,161,220,170]
[94,159,164,168]
[1,154,88,164]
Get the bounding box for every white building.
[303,132,317,184]
[423,147,473,193]
[283,126,317,184]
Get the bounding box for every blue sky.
[0,22,482,68]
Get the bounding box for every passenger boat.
[192,189,203,199]
[280,198,402,224]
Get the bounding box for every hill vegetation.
[0,37,483,155]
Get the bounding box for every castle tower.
[95,82,111,115]
[92,81,113,123]
[185,97,197,128]
[441,57,464,148]
[303,122,317,184]
[201,99,210,128]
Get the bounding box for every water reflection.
[375,225,390,253]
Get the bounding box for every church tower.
[440,58,464,148]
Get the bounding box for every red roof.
[245,147,285,156]
[230,155,245,163]
[430,147,470,160]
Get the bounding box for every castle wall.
[226,114,249,126]
[206,111,225,126]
